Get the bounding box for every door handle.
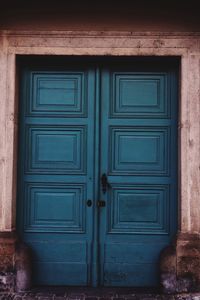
[101,173,110,194]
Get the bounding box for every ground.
[1,287,200,300]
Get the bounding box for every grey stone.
[0,273,15,292]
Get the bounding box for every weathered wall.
[0,2,200,32]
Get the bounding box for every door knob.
[86,199,92,207]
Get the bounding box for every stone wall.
[0,232,16,292]
[160,233,200,293]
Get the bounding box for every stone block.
[0,272,15,292]
[160,233,200,294]
[15,242,32,292]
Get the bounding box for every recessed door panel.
[28,72,87,116]
[107,185,170,234]
[24,183,85,233]
[110,73,169,118]
[26,125,86,173]
[109,127,169,175]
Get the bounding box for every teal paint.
[17,58,178,287]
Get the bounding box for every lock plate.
[97,200,106,207]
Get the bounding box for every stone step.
[0,287,200,300]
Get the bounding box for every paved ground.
[1,287,200,300]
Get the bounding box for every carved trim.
[0,30,198,54]
[1,30,200,38]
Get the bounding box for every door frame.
[1,30,200,269]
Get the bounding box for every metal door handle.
[101,173,110,194]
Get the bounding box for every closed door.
[17,58,178,287]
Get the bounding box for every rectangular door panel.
[110,73,169,118]
[25,125,86,174]
[107,184,169,235]
[109,126,170,175]
[23,183,85,233]
[27,72,87,117]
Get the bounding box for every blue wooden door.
[17,60,97,285]
[18,58,178,287]
[99,60,178,286]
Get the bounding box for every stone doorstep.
[1,288,200,300]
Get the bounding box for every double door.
[17,58,178,286]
